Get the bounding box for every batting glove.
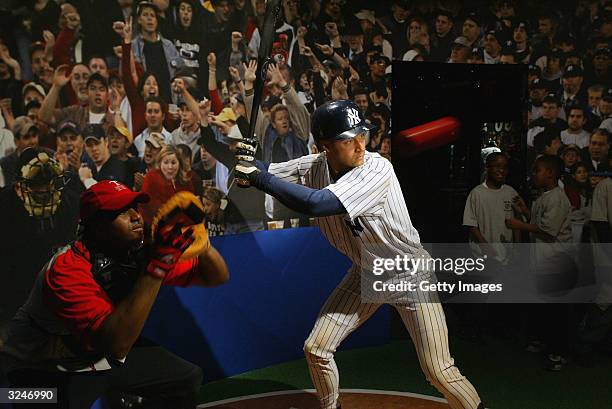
[235,160,261,188]
[235,138,258,162]
[146,225,195,279]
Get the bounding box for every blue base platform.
[142,227,392,382]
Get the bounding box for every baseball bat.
[248,0,282,140]
[226,0,282,194]
[394,117,461,157]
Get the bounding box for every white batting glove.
[235,138,258,162]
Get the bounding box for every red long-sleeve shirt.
[139,169,197,226]
[121,41,147,136]
[52,28,80,106]
[120,42,180,135]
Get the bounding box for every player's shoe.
[546,354,567,371]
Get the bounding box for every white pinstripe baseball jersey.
[268,151,433,292]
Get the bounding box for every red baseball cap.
[80,180,149,222]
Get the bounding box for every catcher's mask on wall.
[15,148,67,228]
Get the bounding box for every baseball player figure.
[234,100,484,409]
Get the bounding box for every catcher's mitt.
[150,191,210,260]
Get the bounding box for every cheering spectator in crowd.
[202,0,243,84]
[244,61,309,163]
[559,65,587,115]
[499,46,517,65]
[170,79,202,159]
[316,0,349,34]
[55,1,123,65]
[586,47,610,90]
[379,135,392,160]
[134,131,166,191]
[196,96,266,233]
[528,95,568,147]
[381,0,411,60]
[87,55,110,79]
[587,84,605,119]
[560,144,582,178]
[528,64,541,86]
[483,30,502,64]
[26,40,53,92]
[201,185,226,236]
[134,96,173,157]
[364,54,389,92]
[39,67,117,130]
[132,1,184,102]
[406,16,429,50]
[533,126,563,158]
[352,86,371,114]
[561,105,591,148]
[193,143,229,192]
[366,117,384,153]
[295,68,324,113]
[67,63,91,106]
[53,119,92,193]
[462,12,484,49]
[353,9,376,48]
[243,0,267,43]
[79,124,128,189]
[108,70,133,131]
[429,10,455,62]
[22,82,46,109]
[583,129,611,172]
[115,17,167,136]
[108,123,142,189]
[139,144,197,226]
[449,36,472,63]
[176,143,203,196]
[54,120,86,169]
[208,107,240,143]
[52,3,84,66]
[532,13,559,59]
[598,89,612,133]
[529,79,548,121]
[538,49,564,90]
[513,20,531,64]
[340,24,366,67]
[172,0,205,78]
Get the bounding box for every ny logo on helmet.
[347,108,361,127]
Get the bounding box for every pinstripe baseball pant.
[304,273,482,409]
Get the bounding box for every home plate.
[199,389,450,408]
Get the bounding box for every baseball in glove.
[150,191,211,260]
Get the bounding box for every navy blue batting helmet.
[311,99,375,143]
